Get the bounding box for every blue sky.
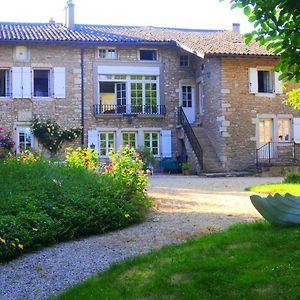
[0,0,253,33]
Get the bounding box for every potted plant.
[181,162,191,175]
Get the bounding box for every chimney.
[232,23,240,34]
[65,0,75,30]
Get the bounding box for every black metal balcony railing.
[256,142,300,167]
[93,104,166,116]
[177,107,203,169]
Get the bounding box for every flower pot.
[182,169,191,175]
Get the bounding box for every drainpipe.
[80,48,85,145]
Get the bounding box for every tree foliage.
[229,0,300,81]
[228,0,300,109]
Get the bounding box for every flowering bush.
[0,158,150,262]
[105,146,148,200]
[0,128,15,150]
[16,149,41,163]
[31,118,81,156]
[65,147,98,170]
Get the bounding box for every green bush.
[0,156,150,262]
[105,146,148,200]
[65,147,97,170]
[283,171,300,184]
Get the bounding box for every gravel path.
[0,175,281,300]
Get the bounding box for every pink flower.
[0,128,4,131]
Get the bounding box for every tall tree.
[229,0,300,109]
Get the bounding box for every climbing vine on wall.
[31,117,81,155]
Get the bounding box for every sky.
[0,0,253,33]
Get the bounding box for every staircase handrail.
[177,107,203,169]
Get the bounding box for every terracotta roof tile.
[0,22,274,57]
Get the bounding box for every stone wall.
[220,56,300,170]
[83,45,196,159]
[0,43,82,155]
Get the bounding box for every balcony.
[93,104,166,117]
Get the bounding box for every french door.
[182,85,195,123]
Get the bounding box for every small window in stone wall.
[139,49,157,61]
[258,70,274,93]
[0,69,10,97]
[33,70,51,97]
[180,55,189,67]
[98,48,117,59]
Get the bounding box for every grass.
[55,222,300,300]
[246,183,300,195]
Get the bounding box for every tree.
[228,0,300,109]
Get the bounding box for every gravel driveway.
[0,175,281,300]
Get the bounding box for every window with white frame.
[249,68,282,94]
[144,132,159,156]
[99,74,159,113]
[278,119,291,142]
[98,48,117,60]
[180,55,189,67]
[139,49,157,61]
[33,69,51,97]
[122,132,137,149]
[0,69,10,97]
[258,70,273,93]
[99,132,115,157]
[17,127,34,151]
[182,86,192,107]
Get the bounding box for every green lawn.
[55,222,300,300]
[246,183,300,195]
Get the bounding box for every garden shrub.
[283,171,300,184]
[0,154,150,262]
[65,147,97,170]
[105,146,148,201]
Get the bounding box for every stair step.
[201,171,257,177]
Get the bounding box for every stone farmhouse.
[0,0,299,173]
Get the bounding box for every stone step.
[201,171,257,178]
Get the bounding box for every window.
[98,48,117,60]
[249,68,282,94]
[99,74,159,114]
[17,127,34,151]
[278,119,291,142]
[258,70,273,93]
[139,49,157,61]
[0,69,10,97]
[131,75,158,113]
[131,82,143,112]
[99,132,115,157]
[180,55,189,67]
[33,70,51,97]
[122,132,137,149]
[144,132,159,156]
[182,86,192,107]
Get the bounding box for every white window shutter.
[248,68,258,94]
[22,67,31,98]
[88,130,99,154]
[294,118,300,143]
[274,72,283,94]
[53,67,66,98]
[161,130,172,158]
[12,67,22,98]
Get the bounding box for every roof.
[0,22,274,57]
